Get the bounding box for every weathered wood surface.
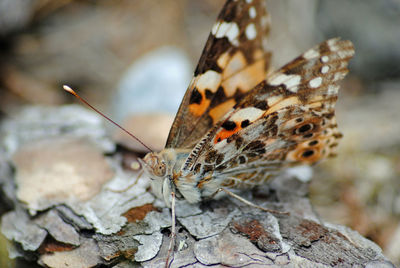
[0,106,395,267]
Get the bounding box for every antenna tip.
[63,85,76,95]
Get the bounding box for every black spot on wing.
[235,136,244,149]
[254,101,269,110]
[241,120,250,128]
[222,120,237,131]
[209,86,227,108]
[216,154,224,165]
[244,140,265,152]
[309,140,318,146]
[302,150,314,158]
[298,124,312,133]
[303,133,313,139]
[205,89,214,100]
[202,164,214,175]
[238,155,246,164]
[189,88,202,104]
[205,150,217,163]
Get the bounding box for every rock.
[111,47,191,152]
[0,105,394,267]
[0,0,34,35]
[317,0,400,81]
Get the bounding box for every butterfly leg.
[217,188,289,215]
[165,191,176,268]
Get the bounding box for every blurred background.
[0,0,399,266]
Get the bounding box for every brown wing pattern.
[179,38,354,189]
[166,0,271,149]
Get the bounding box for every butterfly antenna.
[63,85,153,152]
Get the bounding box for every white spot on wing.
[265,95,282,106]
[327,39,339,51]
[338,49,354,59]
[309,77,322,88]
[269,73,301,92]
[211,22,220,35]
[196,70,221,92]
[245,23,257,40]
[231,107,264,122]
[249,7,256,18]
[214,21,240,46]
[321,65,330,74]
[321,56,329,63]
[303,49,320,59]
[334,71,346,81]
[246,0,253,3]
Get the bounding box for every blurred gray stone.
[112,46,191,121]
[338,86,400,152]
[1,105,115,157]
[0,0,34,35]
[317,0,400,81]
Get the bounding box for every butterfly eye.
[155,162,166,177]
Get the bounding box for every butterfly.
[137,0,354,265]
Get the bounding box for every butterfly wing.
[178,38,354,192]
[166,0,271,149]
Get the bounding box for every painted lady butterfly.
[141,0,353,209]
[136,0,354,264]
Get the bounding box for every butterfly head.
[142,152,166,178]
[140,151,175,207]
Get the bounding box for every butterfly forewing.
[166,0,271,149]
[179,38,354,189]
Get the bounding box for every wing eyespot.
[297,123,313,133]
[309,140,318,146]
[303,133,313,139]
[302,150,315,158]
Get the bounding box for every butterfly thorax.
[141,148,200,207]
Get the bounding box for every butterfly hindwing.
[179,38,354,190]
[166,0,271,149]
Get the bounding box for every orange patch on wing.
[214,123,242,144]
[189,91,211,117]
